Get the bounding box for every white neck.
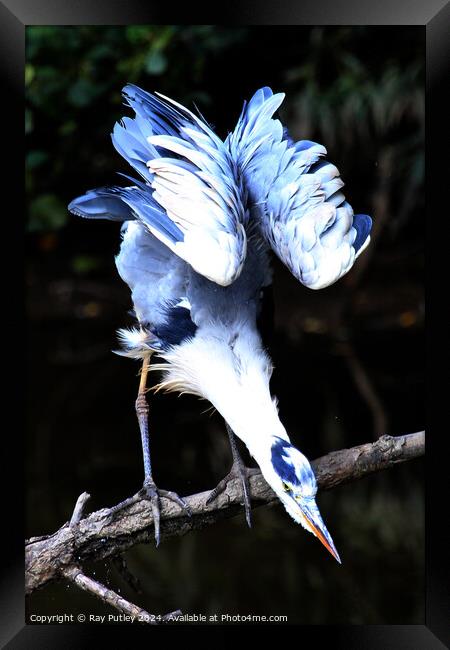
[213,378,289,460]
[156,321,290,461]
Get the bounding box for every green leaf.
[144,50,167,75]
[152,26,176,51]
[25,64,35,86]
[71,255,101,274]
[58,120,77,136]
[28,194,67,232]
[26,150,49,169]
[25,108,33,134]
[68,78,98,108]
[126,26,152,45]
[89,43,114,61]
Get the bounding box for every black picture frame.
[2,0,447,646]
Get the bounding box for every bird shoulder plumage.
[113,220,195,357]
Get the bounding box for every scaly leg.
[107,353,191,546]
[206,422,258,527]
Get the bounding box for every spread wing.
[69,85,247,287]
[227,87,372,290]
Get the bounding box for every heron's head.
[259,436,341,563]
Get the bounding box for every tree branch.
[337,340,388,439]
[26,431,424,597]
[62,566,180,624]
[69,491,91,527]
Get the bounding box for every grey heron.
[69,85,372,562]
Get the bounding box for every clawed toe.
[139,479,191,546]
[206,463,255,528]
[103,480,190,547]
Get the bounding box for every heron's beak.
[300,501,341,564]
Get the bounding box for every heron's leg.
[206,422,259,528]
[106,353,191,546]
[135,352,153,482]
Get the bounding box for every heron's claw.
[138,478,192,547]
[206,464,258,528]
[104,478,191,547]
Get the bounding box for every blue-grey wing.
[114,220,195,356]
[227,87,372,290]
[69,85,247,287]
[139,88,248,286]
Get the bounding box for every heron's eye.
[282,482,290,492]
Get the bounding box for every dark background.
[26,25,424,624]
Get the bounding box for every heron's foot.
[139,477,192,547]
[206,462,259,528]
[104,478,191,547]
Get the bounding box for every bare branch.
[312,431,424,490]
[69,492,91,527]
[335,340,388,439]
[111,554,143,595]
[26,431,424,596]
[62,566,180,624]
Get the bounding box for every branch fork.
[25,431,425,623]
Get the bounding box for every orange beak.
[301,504,342,564]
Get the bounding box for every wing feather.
[69,85,248,287]
[227,88,372,289]
[141,91,248,286]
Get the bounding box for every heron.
[69,85,372,561]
